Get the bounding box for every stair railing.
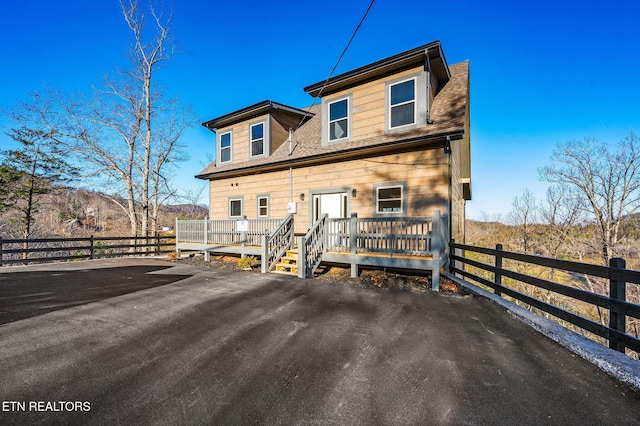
[298,214,328,278]
[261,214,295,273]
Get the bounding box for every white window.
[229,198,243,218]
[377,186,403,213]
[257,195,269,217]
[389,78,416,128]
[219,131,232,163]
[250,123,264,157]
[328,98,349,141]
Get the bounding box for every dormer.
[202,101,314,166]
[303,41,450,145]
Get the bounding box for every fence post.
[156,235,160,256]
[204,217,208,245]
[495,244,503,297]
[609,257,627,353]
[90,235,94,260]
[0,236,3,267]
[297,236,306,279]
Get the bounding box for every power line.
[294,0,375,133]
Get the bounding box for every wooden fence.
[0,235,176,266]
[449,241,640,355]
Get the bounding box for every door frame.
[308,187,351,228]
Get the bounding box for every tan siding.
[208,148,448,234]
[449,139,465,242]
[217,114,271,164]
[326,66,424,141]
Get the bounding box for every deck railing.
[176,218,281,246]
[326,211,444,256]
[261,214,295,273]
[298,214,328,279]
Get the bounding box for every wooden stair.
[273,249,299,275]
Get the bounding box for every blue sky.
[1,0,639,219]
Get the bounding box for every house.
[176,40,471,289]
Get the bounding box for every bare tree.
[539,185,584,259]
[10,1,194,237]
[506,188,538,254]
[540,132,640,265]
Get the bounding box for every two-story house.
[177,41,470,289]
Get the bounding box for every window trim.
[373,181,408,216]
[249,121,266,159]
[218,131,233,164]
[256,194,269,218]
[322,94,352,145]
[228,196,243,218]
[388,77,417,130]
[384,71,427,134]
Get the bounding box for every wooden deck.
[176,213,448,289]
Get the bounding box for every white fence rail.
[326,212,444,256]
[176,218,281,246]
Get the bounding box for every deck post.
[175,218,181,257]
[609,257,627,353]
[297,236,306,279]
[430,211,441,291]
[261,234,268,273]
[350,213,358,278]
[432,210,441,253]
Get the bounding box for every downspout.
[288,128,294,203]
[425,48,434,125]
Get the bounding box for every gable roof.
[197,60,469,180]
[304,40,450,98]
[202,100,314,130]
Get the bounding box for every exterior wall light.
[351,188,357,198]
[300,193,305,201]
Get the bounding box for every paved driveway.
[0,259,639,425]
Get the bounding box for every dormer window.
[389,78,416,128]
[250,122,265,157]
[328,97,350,141]
[219,131,232,163]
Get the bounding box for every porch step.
[274,250,299,275]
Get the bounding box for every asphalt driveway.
[0,258,639,425]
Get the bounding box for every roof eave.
[202,100,315,130]
[304,40,449,98]
[195,129,464,180]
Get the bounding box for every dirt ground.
[174,253,461,295]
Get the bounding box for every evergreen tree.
[0,127,77,246]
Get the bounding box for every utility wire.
[293,0,375,134]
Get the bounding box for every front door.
[312,192,348,221]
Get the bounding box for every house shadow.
[0,265,191,325]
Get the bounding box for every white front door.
[313,192,348,221]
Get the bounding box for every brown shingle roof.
[197,60,469,179]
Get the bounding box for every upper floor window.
[219,131,232,163]
[389,78,416,128]
[250,123,264,157]
[377,185,403,213]
[328,98,349,141]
